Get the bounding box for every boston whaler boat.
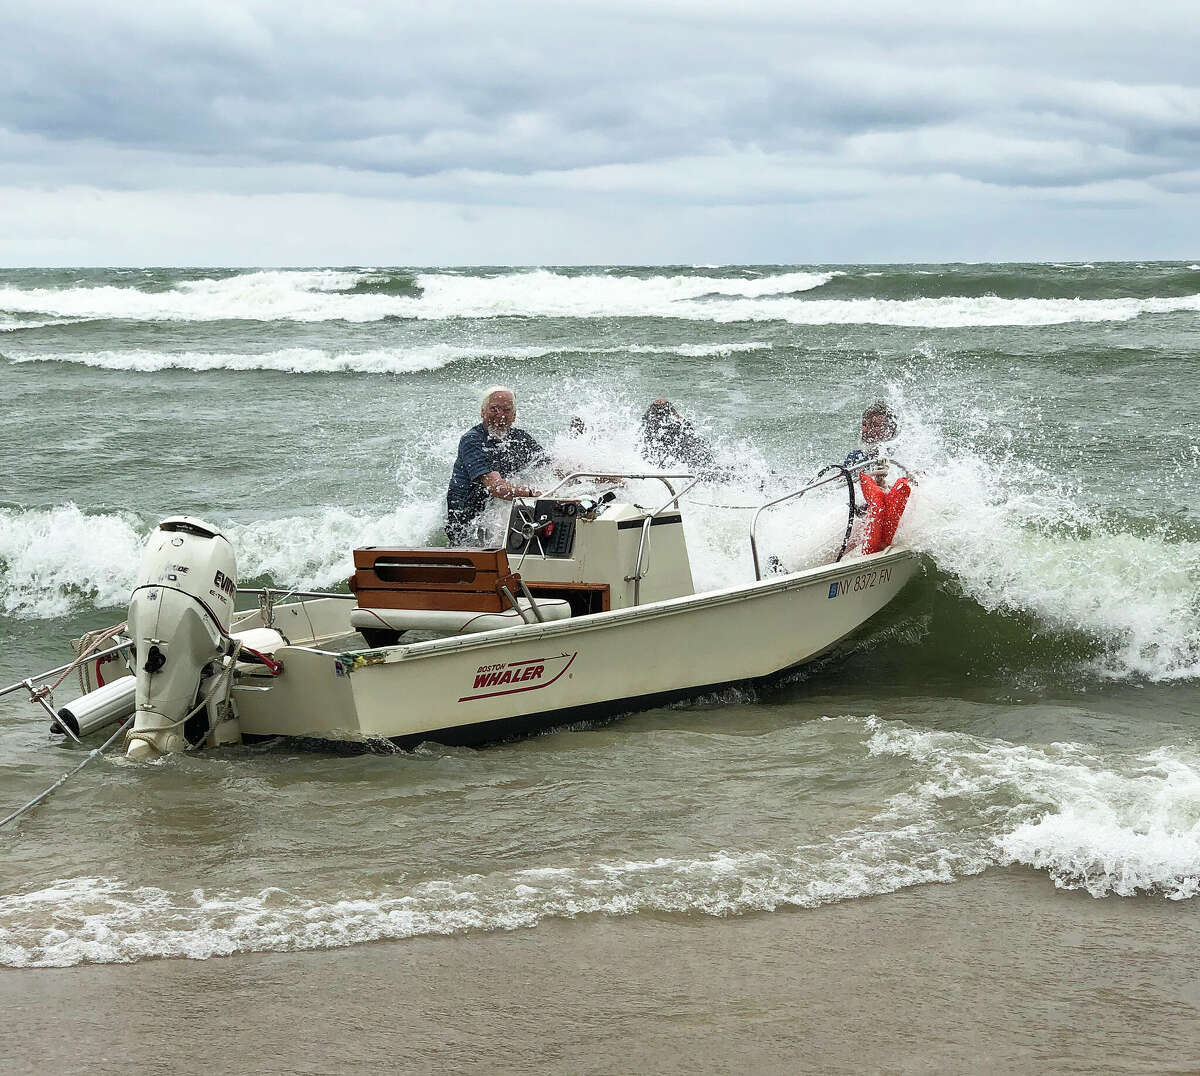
[3,460,919,763]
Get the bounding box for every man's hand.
[481,472,540,500]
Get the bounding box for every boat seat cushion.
[350,597,571,637]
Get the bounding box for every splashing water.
[0,375,1196,683]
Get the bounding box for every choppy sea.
[0,263,1198,971]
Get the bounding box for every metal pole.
[748,462,879,581]
[539,471,695,500]
[515,579,546,623]
[236,589,358,601]
[0,640,132,702]
[22,680,83,745]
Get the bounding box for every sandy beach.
[5,868,1198,1074]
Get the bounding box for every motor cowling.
[124,517,236,760]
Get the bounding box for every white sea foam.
[4,715,1196,967]
[0,315,62,332]
[409,269,838,316]
[868,720,1200,899]
[0,505,147,618]
[8,346,551,375]
[746,293,1200,327]
[228,504,445,589]
[0,793,983,968]
[0,270,373,323]
[4,341,771,375]
[624,342,769,357]
[5,268,1195,326]
[0,268,831,324]
[0,503,444,618]
[3,376,1196,687]
[885,399,1200,682]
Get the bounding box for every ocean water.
[0,263,1198,974]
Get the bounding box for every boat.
[2,462,920,760]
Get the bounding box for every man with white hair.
[445,385,549,545]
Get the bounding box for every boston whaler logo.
[827,565,892,598]
[459,652,577,702]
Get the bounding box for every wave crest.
[11,268,1193,326]
[5,715,1199,967]
[4,341,772,375]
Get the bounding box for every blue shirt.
[446,424,548,533]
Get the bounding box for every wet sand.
[4,868,1199,1074]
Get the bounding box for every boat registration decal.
[827,565,892,598]
[459,652,577,702]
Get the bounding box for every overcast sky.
[2,0,1198,266]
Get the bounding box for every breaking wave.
[812,264,1200,301]
[3,714,1197,966]
[2,341,771,375]
[1,484,1196,685]
[0,842,975,968]
[0,503,443,619]
[3,267,1197,326]
[902,478,1200,683]
[869,720,1200,899]
[0,268,832,324]
[0,315,63,332]
[0,505,147,619]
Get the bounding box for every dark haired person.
[638,398,719,475]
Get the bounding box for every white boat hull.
[230,548,920,746]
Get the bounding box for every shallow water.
[1,265,1198,1002]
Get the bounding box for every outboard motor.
[124,517,237,760]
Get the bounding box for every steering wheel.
[506,502,540,554]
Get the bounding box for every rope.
[59,621,128,700]
[0,714,135,832]
[684,472,851,511]
[2,616,244,831]
[683,498,759,510]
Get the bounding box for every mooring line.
[0,715,134,832]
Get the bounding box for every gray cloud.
[1,0,1198,262]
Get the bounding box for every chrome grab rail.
[749,459,878,580]
[235,587,357,631]
[236,589,356,600]
[0,640,132,703]
[538,471,694,501]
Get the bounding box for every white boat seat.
[350,597,571,637]
[230,627,287,676]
